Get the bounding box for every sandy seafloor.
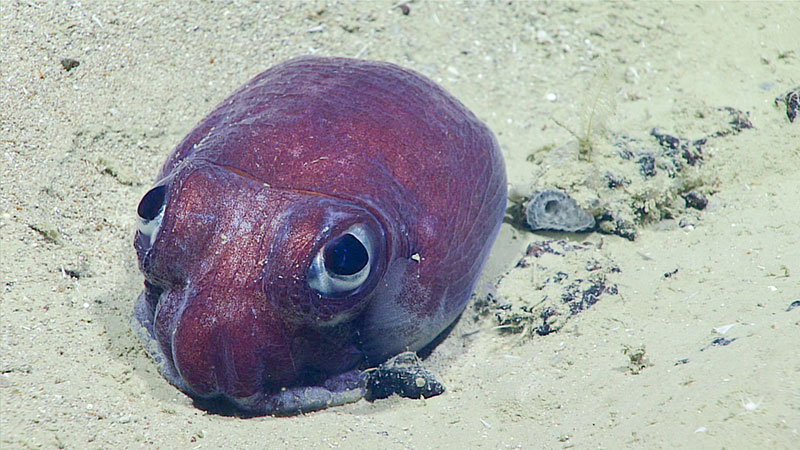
[1,1,799,448]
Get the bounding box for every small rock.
[774,86,799,123]
[682,191,708,210]
[61,58,80,71]
[637,153,656,178]
[362,352,444,401]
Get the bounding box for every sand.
[1,1,798,448]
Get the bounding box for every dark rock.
[604,172,629,188]
[775,87,799,123]
[682,191,708,210]
[362,352,444,401]
[637,153,656,178]
[60,58,80,71]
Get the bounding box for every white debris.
[713,323,736,334]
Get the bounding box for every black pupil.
[324,234,368,276]
[137,185,167,221]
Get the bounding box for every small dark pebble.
[775,87,799,123]
[637,153,656,178]
[663,268,679,278]
[682,191,708,210]
[604,172,629,189]
[701,337,737,351]
[786,300,800,312]
[562,279,616,316]
[651,129,682,151]
[63,268,82,279]
[534,307,558,336]
[683,139,705,166]
[363,352,444,401]
[398,3,410,15]
[650,128,705,166]
[711,337,735,346]
[60,58,80,71]
[534,323,554,336]
[674,358,690,366]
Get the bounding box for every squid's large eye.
[136,185,167,246]
[324,234,368,276]
[308,225,373,298]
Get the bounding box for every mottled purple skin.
[133,56,506,414]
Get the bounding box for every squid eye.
[324,233,368,276]
[136,185,167,246]
[308,225,373,298]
